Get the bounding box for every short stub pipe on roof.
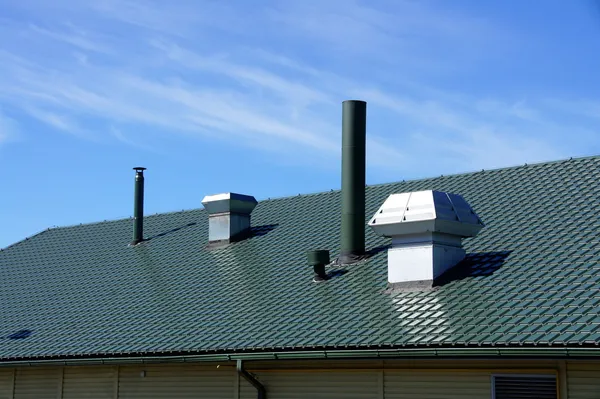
[131,167,146,245]
[202,193,257,245]
[369,190,484,289]
[307,249,330,282]
[340,100,367,264]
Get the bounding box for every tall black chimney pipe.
[131,167,146,245]
[340,100,366,264]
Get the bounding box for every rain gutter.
[2,347,600,368]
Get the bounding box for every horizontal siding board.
[0,361,565,399]
[567,362,600,399]
[242,361,559,399]
[246,360,385,371]
[62,366,115,399]
[385,371,490,399]
[0,369,14,399]
[118,365,234,399]
[382,360,558,371]
[245,359,558,371]
[14,367,61,399]
[240,376,255,399]
[241,371,379,399]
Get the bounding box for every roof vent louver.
[202,193,257,245]
[369,190,484,289]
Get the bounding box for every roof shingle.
[1,156,599,361]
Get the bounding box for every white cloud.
[29,24,112,54]
[0,111,19,147]
[22,106,86,136]
[150,41,334,106]
[73,52,89,66]
[0,0,597,175]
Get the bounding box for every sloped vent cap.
[201,193,257,215]
[369,190,484,238]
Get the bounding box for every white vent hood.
[369,190,484,288]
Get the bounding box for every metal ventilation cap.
[201,193,258,244]
[201,193,257,215]
[369,190,484,238]
[368,190,484,288]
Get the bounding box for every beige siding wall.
[385,370,490,399]
[13,367,61,399]
[240,358,558,399]
[241,370,382,399]
[240,369,492,399]
[0,358,595,399]
[117,365,234,399]
[566,362,600,399]
[243,358,560,371]
[0,369,14,399]
[63,366,116,399]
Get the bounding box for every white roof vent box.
[202,193,257,245]
[369,190,484,289]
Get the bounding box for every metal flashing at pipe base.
[338,251,365,265]
[386,279,434,292]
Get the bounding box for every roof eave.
[2,346,600,367]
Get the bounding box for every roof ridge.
[365,154,598,190]
[0,228,51,251]
[7,154,596,241]
[7,209,203,240]
[259,154,598,199]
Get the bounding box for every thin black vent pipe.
[131,167,146,245]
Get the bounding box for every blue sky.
[1,0,599,248]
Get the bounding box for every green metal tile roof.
[1,156,599,362]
